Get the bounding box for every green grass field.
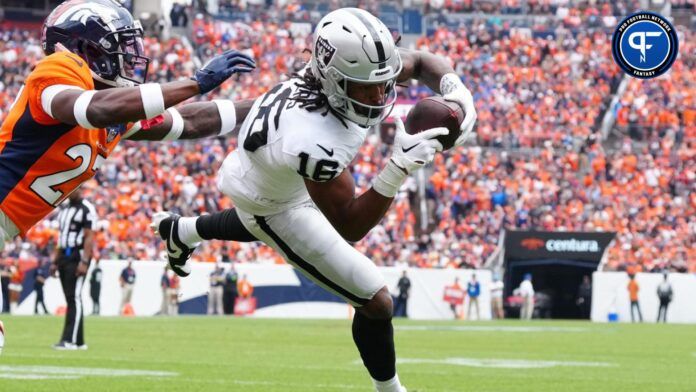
[0,316,694,391]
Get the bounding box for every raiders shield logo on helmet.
[315,36,336,67]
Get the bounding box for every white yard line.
[394,357,616,369]
[396,325,589,333]
[0,365,177,378]
[182,377,366,390]
[0,373,80,380]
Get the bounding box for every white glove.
[391,117,446,173]
[441,73,477,147]
[373,117,446,198]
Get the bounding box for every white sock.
[373,374,403,392]
[177,217,202,247]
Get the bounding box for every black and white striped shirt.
[56,199,97,249]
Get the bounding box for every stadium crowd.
[428,0,640,17]
[0,3,693,277]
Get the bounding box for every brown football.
[404,96,464,150]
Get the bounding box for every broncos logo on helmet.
[42,0,151,87]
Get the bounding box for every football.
[404,96,465,150]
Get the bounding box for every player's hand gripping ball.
[405,96,467,150]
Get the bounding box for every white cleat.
[53,341,78,350]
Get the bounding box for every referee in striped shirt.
[50,188,96,350]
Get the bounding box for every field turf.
[0,316,694,391]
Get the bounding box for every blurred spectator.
[161,267,180,316]
[576,275,592,319]
[490,273,504,319]
[8,260,22,312]
[656,273,673,323]
[443,277,465,319]
[0,262,12,313]
[237,274,253,299]
[208,263,225,315]
[120,260,136,314]
[394,270,411,318]
[518,273,534,320]
[170,3,189,27]
[90,260,103,315]
[223,264,239,315]
[161,266,173,316]
[628,274,642,323]
[169,271,180,315]
[466,273,481,320]
[33,260,49,315]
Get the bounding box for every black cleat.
[151,212,197,277]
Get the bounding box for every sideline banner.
[505,231,616,262]
[15,260,492,320]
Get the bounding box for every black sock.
[195,209,257,242]
[352,311,396,382]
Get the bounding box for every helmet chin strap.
[90,70,136,88]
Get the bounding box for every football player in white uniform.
[152,8,476,392]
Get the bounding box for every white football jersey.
[217,79,367,216]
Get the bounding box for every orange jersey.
[0,52,126,235]
[628,280,639,302]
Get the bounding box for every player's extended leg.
[353,289,404,392]
[151,208,257,277]
[234,204,405,392]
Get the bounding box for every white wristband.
[372,160,408,198]
[41,84,84,118]
[213,99,236,135]
[440,73,465,96]
[163,108,184,141]
[73,90,98,129]
[139,83,165,119]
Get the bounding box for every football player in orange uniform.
[0,0,256,352]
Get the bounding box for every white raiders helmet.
[310,8,402,127]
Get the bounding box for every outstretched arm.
[124,99,256,141]
[306,119,445,242]
[44,49,255,129]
